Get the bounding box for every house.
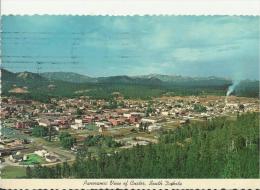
[55,119,68,125]
[34,150,48,157]
[38,119,51,127]
[130,112,145,117]
[9,154,23,163]
[108,118,123,126]
[45,155,58,163]
[9,152,24,163]
[75,119,83,124]
[15,120,37,129]
[15,122,26,129]
[71,123,84,130]
[141,118,157,124]
[83,116,94,123]
[54,125,69,131]
[95,122,109,128]
[161,111,169,116]
[128,115,140,124]
[123,113,131,118]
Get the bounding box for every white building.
[123,113,131,118]
[34,150,48,157]
[75,119,83,124]
[71,123,84,130]
[141,118,157,124]
[161,111,169,116]
[38,119,51,127]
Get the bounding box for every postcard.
[1,0,260,189]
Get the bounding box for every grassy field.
[1,166,26,179]
[22,154,45,165]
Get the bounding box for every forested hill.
[1,69,259,101]
[27,112,259,178]
[40,72,97,83]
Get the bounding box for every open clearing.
[1,166,26,179]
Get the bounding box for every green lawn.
[1,166,26,179]
[22,153,45,165]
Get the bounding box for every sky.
[2,16,260,80]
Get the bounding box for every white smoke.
[226,81,240,96]
[225,81,240,105]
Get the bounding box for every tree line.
[26,112,259,178]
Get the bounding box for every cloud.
[2,16,259,79]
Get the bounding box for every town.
[1,94,259,176]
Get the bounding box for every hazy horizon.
[4,68,259,81]
[2,16,259,80]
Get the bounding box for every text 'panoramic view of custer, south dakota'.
[0,16,259,179]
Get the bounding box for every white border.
[1,0,260,189]
[1,179,260,189]
[1,0,260,16]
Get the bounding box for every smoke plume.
[226,81,240,96]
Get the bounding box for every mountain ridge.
[36,70,233,84]
[1,69,259,101]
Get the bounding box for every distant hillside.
[97,75,162,85]
[137,73,188,82]
[40,71,231,87]
[1,69,18,81]
[1,69,49,86]
[41,73,162,85]
[40,72,97,83]
[235,80,260,98]
[1,69,259,102]
[1,69,87,102]
[138,74,232,87]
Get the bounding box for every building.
[96,122,110,132]
[15,122,26,129]
[108,118,123,126]
[34,150,48,157]
[75,119,83,124]
[71,123,84,130]
[123,113,131,118]
[95,121,109,128]
[83,116,94,123]
[128,115,140,124]
[141,118,157,124]
[38,119,51,127]
[161,111,169,116]
[9,151,24,163]
[45,155,58,163]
